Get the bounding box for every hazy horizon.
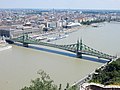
[0,0,120,10]
[0,8,119,11]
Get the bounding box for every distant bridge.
[6,34,116,60]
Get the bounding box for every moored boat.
[0,45,12,51]
[5,39,14,44]
[0,39,12,51]
[47,34,68,42]
[91,23,99,27]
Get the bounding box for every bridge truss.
[11,34,116,60]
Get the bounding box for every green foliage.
[81,19,105,25]
[68,85,78,90]
[21,70,78,90]
[21,70,58,90]
[90,58,120,85]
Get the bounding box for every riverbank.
[72,56,118,89]
[81,58,120,90]
[71,59,110,89]
[28,25,87,42]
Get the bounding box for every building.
[0,26,16,37]
[66,22,81,28]
[0,25,41,38]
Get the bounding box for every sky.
[0,0,120,10]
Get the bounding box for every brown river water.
[0,22,120,90]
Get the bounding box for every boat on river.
[91,23,100,27]
[0,40,12,51]
[47,34,68,42]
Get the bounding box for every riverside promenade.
[71,58,118,90]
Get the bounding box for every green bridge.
[7,34,116,60]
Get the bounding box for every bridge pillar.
[23,43,28,47]
[77,52,82,58]
[76,39,83,58]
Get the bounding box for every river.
[0,22,120,90]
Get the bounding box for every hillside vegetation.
[90,58,120,85]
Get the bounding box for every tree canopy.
[90,58,120,85]
[21,70,78,90]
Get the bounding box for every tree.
[21,70,58,90]
[89,58,120,85]
[21,70,78,90]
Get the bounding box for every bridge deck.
[10,35,116,60]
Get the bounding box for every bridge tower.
[76,39,82,58]
[23,33,29,47]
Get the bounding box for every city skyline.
[0,0,120,10]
